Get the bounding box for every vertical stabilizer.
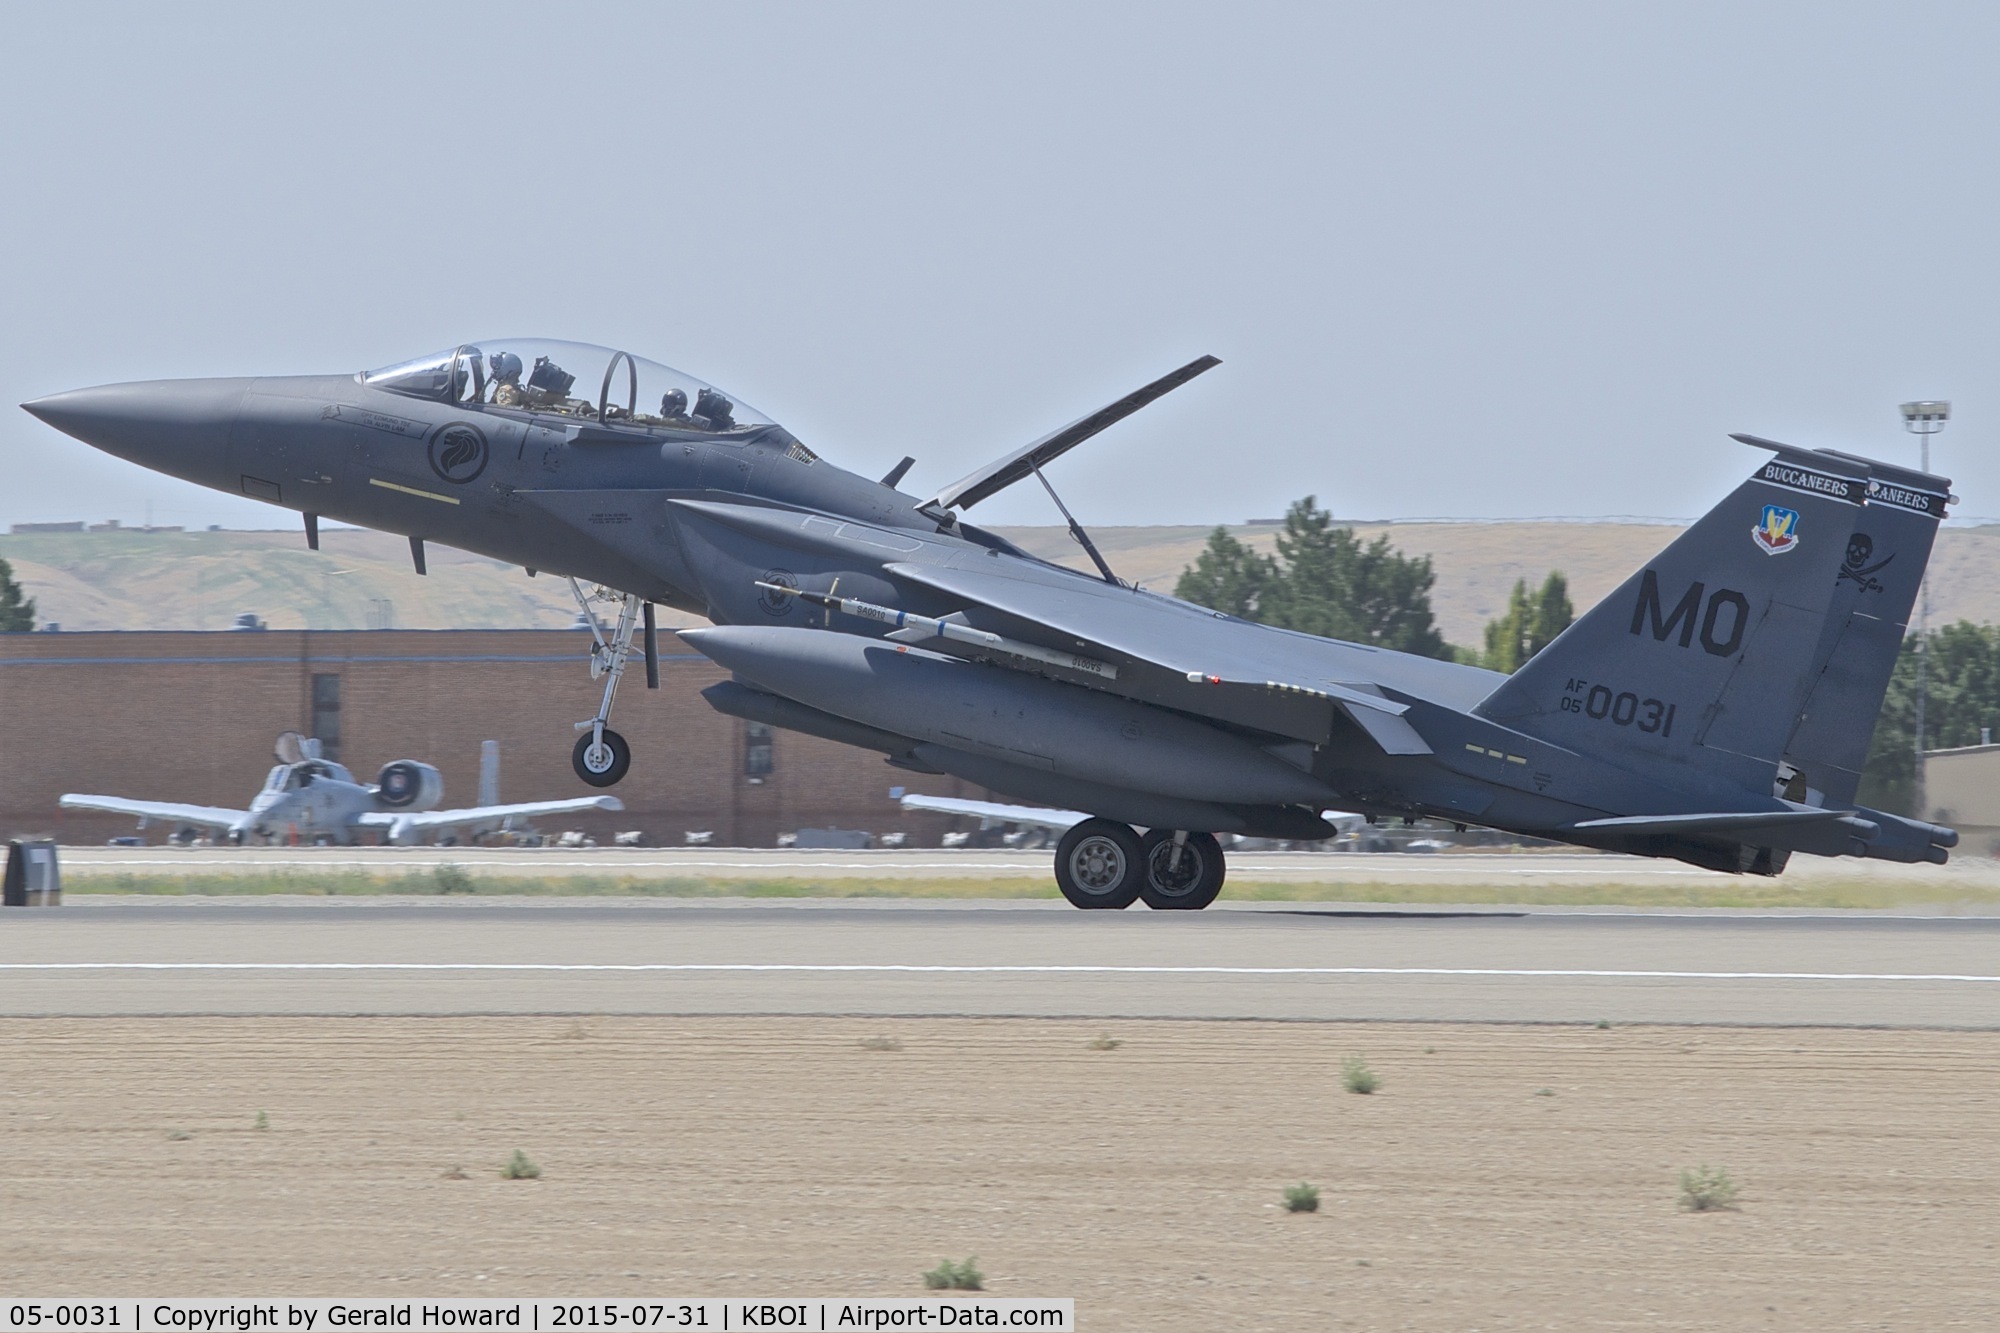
[1780,446,1950,806]
[1476,441,1869,797]
[479,740,500,808]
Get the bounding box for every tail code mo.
[1629,570,1748,658]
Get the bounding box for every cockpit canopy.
[261,760,353,792]
[361,339,784,436]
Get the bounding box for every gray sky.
[4,1,1997,531]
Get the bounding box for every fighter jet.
[23,338,1957,907]
[61,731,622,845]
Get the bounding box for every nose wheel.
[572,728,631,787]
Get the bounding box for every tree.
[1860,622,2000,816]
[1175,526,1275,619]
[1480,571,1574,673]
[0,558,34,632]
[1174,497,1451,659]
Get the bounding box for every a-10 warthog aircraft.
[24,339,1956,907]
[61,731,622,846]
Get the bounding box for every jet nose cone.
[20,378,251,482]
[21,388,106,435]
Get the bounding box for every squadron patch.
[1752,503,1800,556]
[758,569,799,617]
[428,422,489,484]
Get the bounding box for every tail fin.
[1476,440,1869,797]
[479,740,500,807]
[1779,445,1950,806]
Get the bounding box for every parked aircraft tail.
[479,739,501,808]
[1476,440,1909,800]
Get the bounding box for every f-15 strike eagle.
[24,339,1956,907]
[61,731,621,846]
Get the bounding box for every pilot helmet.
[661,387,688,417]
[490,351,523,384]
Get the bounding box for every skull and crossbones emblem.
[1837,532,1894,593]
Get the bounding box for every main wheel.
[1054,818,1144,910]
[572,728,631,787]
[1137,830,1226,911]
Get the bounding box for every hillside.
[8,521,2000,648]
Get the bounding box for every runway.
[4,896,1997,1026]
[59,845,1734,881]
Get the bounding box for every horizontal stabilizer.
[1572,808,1869,837]
[920,355,1220,511]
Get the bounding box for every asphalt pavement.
[3,896,1996,1027]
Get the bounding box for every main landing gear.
[1053,818,1226,911]
[568,579,642,787]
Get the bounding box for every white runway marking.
[2,963,1997,983]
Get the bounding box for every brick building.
[0,630,979,846]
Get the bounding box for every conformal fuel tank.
[679,625,1335,807]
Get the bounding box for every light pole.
[1900,399,1950,815]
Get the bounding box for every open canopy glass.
[361,339,784,436]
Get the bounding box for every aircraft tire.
[1137,829,1225,911]
[1054,818,1144,910]
[572,728,632,788]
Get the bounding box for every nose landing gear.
[568,579,644,788]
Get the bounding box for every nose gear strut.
[568,578,640,787]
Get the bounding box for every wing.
[352,795,624,831]
[879,559,1494,749]
[899,793,1089,831]
[59,794,250,829]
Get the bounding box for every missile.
[678,623,1335,808]
[755,581,1117,680]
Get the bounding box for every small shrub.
[165,1129,193,1141]
[1535,1088,1555,1097]
[1087,1035,1122,1051]
[432,863,476,895]
[1341,1056,1379,1095]
[1595,1019,1612,1030]
[254,1110,269,1130]
[1282,1182,1320,1213]
[859,1036,903,1052]
[441,1165,470,1180]
[1678,1165,1740,1212]
[501,1149,541,1180]
[920,1256,984,1288]
[922,1256,983,1291]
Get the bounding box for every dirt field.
[5,1017,1996,1330]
